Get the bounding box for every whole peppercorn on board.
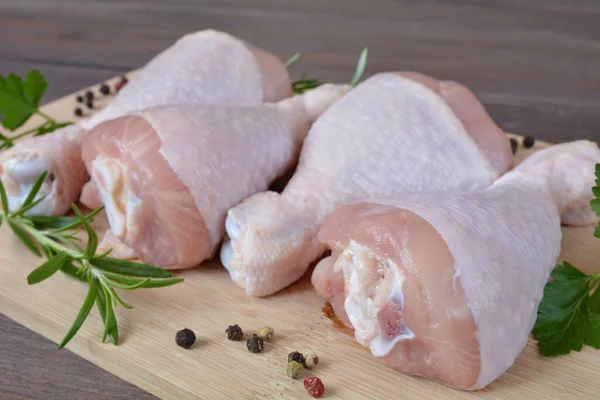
[1,76,600,400]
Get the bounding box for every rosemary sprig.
[284,53,301,68]
[290,47,370,94]
[0,171,183,348]
[0,70,72,149]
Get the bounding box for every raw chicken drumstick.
[221,72,514,297]
[82,84,349,269]
[316,140,600,390]
[0,29,292,216]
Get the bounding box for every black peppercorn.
[226,324,244,341]
[99,83,110,95]
[85,90,94,101]
[288,351,305,366]
[175,328,196,349]
[76,95,84,103]
[74,107,83,117]
[85,99,94,109]
[247,334,264,353]
[523,136,535,149]
[509,137,518,154]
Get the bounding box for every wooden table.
[1,1,598,398]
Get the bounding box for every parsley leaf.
[23,70,48,107]
[0,70,71,148]
[533,163,600,357]
[0,73,37,130]
[533,262,598,356]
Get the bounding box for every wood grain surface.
[1,1,599,399]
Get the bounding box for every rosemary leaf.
[97,285,118,345]
[8,220,41,256]
[58,277,97,349]
[19,170,47,211]
[90,257,172,278]
[104,272,184,289]
[27,251,69,285]
[284,53,301,68]
[112,288,133,310]
[52,205,104,233]
[29,215,80,230]
[108,277,152,290]
[72,203,98,258]
[60,261,86,282]
[14,195,47,217]
[0,175,9,215]
[350,47,369,87]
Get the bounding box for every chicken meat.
[315,140,600,390]
[0,29,292,216]
[82,84,349,269]
[221,72,514,297]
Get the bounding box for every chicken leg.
[316,140,600,390]
[0,29,292,216]
[221,72,514,297]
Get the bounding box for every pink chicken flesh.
[82,84,349,269]
[221,72,514,297]
[316,140,600,390]
[0,29,291,216]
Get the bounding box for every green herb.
[0,70,72,149]
[284,53,301,69]
[0,171,184,349]
[290,47,370,94]
[350,47,369,87]
[533,163,600,356]
[533,262,600,356]
[591,163,600,238]
[292,73,324,95]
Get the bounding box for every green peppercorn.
[288,351,305,366]
[286,360,304,379]
[247,334,264,353]
[226,324,243,341]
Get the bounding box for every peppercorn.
[226,324,244,341]
[85,90,94,101]
[303,377,324,398]
[523,136,535,149]
[286,361,304,379]
[115,76,129,92]
[76,95,84,103]
[74,107,83,117]
[85,99,94,109]
[509,137,518,154]
[99,83,110,95]
[258,327,274,341]
[246,334,264,353]
[288,351,305,366]
[175,328,196,349]
[303,352,319,369]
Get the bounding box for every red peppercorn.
[115,76,129,93]
[303,377,324,398]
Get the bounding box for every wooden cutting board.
[1,76,599,400]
